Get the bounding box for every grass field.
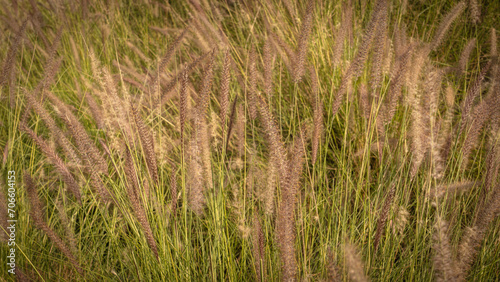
[1,0,500,281]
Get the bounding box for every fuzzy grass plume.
[2,0,500,280]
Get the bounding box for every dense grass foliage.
[1,0,499,280]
